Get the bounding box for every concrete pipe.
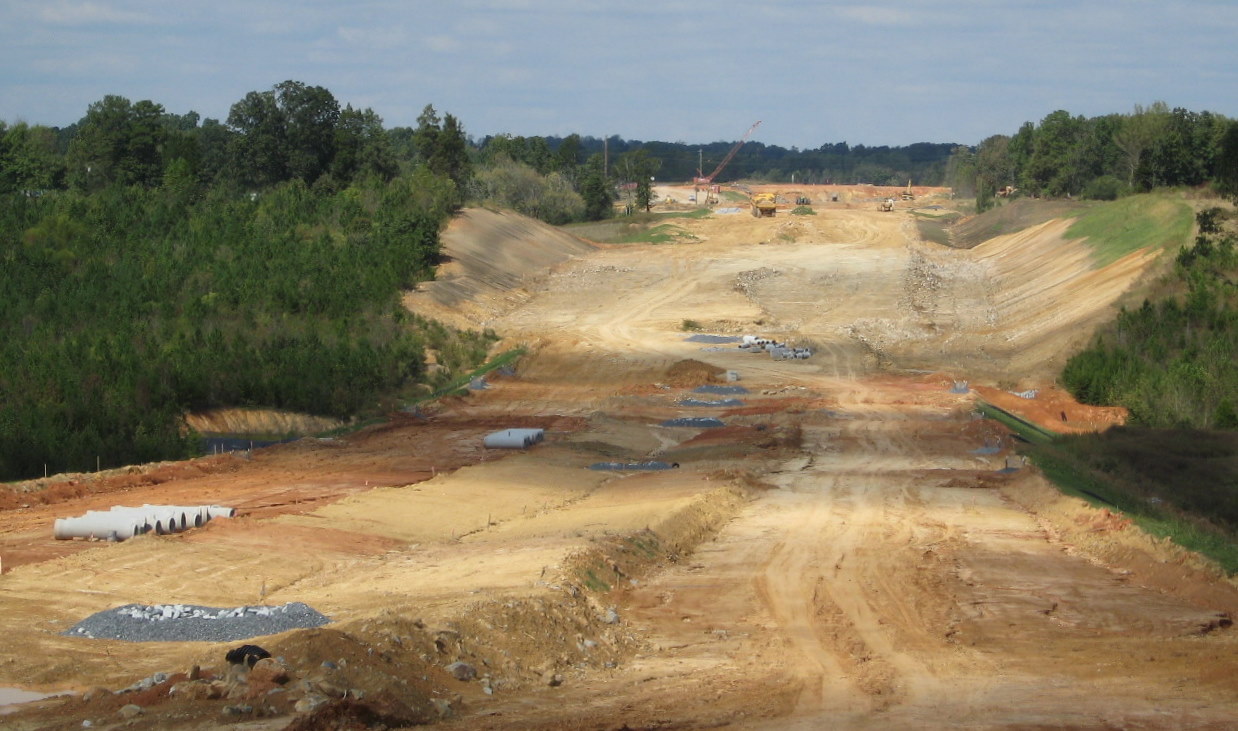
[484,430,531,449]
[54,515,146,541]
[54,504,235,541]
[483,428,544,449]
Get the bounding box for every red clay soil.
[972,384,1128,434]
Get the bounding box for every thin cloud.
[836,5,916,25]
[337,25,408,49]
[424,35,464,53]
[36,0,156,25]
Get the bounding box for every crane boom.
[695,120,761,185]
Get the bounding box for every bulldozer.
[751,192,777,217]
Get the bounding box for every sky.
[2,0,1236,149]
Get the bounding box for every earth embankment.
[403,207,596,330]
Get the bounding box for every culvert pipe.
[54,504,236,541]
[483,428,545,449]
[54,515,148,541]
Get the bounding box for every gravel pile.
[683,334,742,344]
[694,385,749,395]
[64,602,330,642]
[588,461,678,471]
[660,417,725,428]
[679,398,744,408]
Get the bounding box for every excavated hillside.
[2,189,1235,730]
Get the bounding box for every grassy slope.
[1064,193,1195,266]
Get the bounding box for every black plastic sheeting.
[589,461,680,471]
[694,385,749,395]
[661,417,725,428]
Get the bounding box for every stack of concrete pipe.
[482,428,545,449]
[53,504,236,541]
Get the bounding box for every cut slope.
[403,208,596,329]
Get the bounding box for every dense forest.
[0,83,496,480]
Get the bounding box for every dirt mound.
[973,384,1127,434]
[664,359,724,387]
[403,208,595,329]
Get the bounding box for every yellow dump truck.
[751,192,777,217]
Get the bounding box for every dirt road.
[3,192,1236,728]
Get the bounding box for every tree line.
[947,103,1238,211]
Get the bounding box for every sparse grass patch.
[659,208,712,220]
[611,223,696,244]
[409,347,526,406]
[915,217,953,247]
[681,319,702,331]
[790,206,816,215]
[582,568,611,593]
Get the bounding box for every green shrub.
[1081,175,1129,201]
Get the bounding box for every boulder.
[445,661,477,681]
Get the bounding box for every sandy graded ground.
[2,190,1236,729]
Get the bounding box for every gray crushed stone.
[660,417,725,428]
[589,461,677,471]
[684,334,742,344]
[63,602,330,642]
[694,385,749,395]
[679,398,744,408]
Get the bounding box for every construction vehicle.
[879,198,895,212]
[694,120,762,203]
[901,180,914,201]
[751,192,777,217]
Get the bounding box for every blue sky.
[2,0,1236,148]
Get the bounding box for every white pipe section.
[53,504,236,541]
[483,428,545,449]
[54,515,146,541]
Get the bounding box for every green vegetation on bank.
[1062,208,1237,429]
[1065,194,1194,266]
[1028,427,1238,574]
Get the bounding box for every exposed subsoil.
[2,187,1235,729]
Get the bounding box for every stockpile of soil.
[664,359,724,387]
